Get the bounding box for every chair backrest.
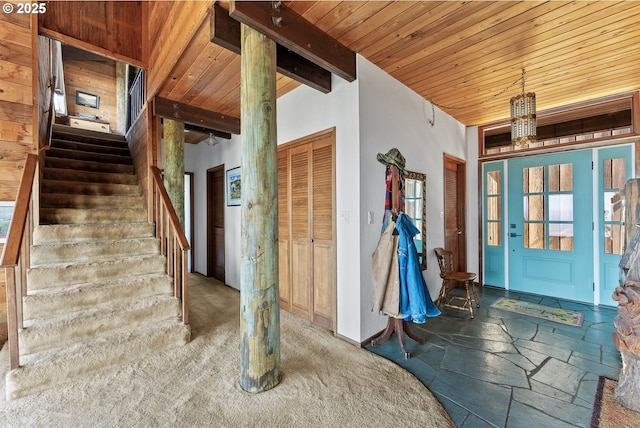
[434,247,454,278]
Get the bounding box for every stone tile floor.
[366,286,621,428]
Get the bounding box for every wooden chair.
[434,247,480,318]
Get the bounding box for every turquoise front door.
[597,145,633,306]
[507,150,594,302]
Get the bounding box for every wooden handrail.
[150,166,190,324]
[1,153,38,369]
[150,167,190,250]
[1,154,37,267]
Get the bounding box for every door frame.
[444,154,467,271]
[185,171,195,272]
[479,143,635,304]
[206,164,225,281]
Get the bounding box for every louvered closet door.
[277,128,336,331]
[289,144,313,319]
[311,139,335,330]
[277,150,291,310]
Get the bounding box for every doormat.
[591,377,640,428]
[491,297,584,327]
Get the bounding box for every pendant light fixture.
[510,68,537,145]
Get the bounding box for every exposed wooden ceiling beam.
[211,3,331,94]
[184,123,231,140]
[229,0,356,82]
[154,97,241,135]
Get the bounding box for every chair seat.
[444,272,477,282]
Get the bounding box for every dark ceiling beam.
[153,97,241,135]
[184,123,231,140]
[229,1,356,83]
[211,3,331,94]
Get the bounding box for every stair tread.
[40,207,148,225]
[52,124,126,142]
[34,222,155,244]
[25,272,170,295]
[51,137,130,151]
[33,236,159,249]
[18,319,189,366]
[44,157,135,174]
[7,321,190,399]
[44,166,138,185]
[42,179,141,194]
[23,294,179,330]
[28,253,166,271]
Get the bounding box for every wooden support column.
[239,23,280,393]
[116,62,127,135]
[163,118,185,227]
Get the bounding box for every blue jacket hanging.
[395,213,440,323]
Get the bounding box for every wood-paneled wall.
[127,105,154,211]
[39,1,145,67]
[0,10,35,201]
[146,1,212,98]
[64,58,120,134]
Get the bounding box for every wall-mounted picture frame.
[226,166,241,206]
[0,201,16,244]
[76,90,99,109]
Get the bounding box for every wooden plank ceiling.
[159,0,640,141]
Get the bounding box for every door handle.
[457,230,463,235]
[510,233,522,237]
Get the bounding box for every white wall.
[277,72,361,341]
[186,54,470,344]
[356,58,467,340]
[185,135,242,289]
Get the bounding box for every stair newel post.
[239,23,281,393]
[181,248,189,324]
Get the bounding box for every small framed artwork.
[0,201,15,244]
[76,90,99,109]
[226,166,241,206]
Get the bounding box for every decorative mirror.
[404,171,427,270]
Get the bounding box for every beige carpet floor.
[0,274,453,427]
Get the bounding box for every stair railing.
[150,166,190,324]
[0,154,38,369]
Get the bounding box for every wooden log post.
[239,23,280,393]
[163,118,185,227]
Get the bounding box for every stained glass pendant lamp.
[510,68,537,145]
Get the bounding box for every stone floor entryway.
[367,286,621,427]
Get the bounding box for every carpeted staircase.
[5,125,190,400]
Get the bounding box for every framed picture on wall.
[0,201,15,244]
[76,91,99,109]
[226,166,241,206]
